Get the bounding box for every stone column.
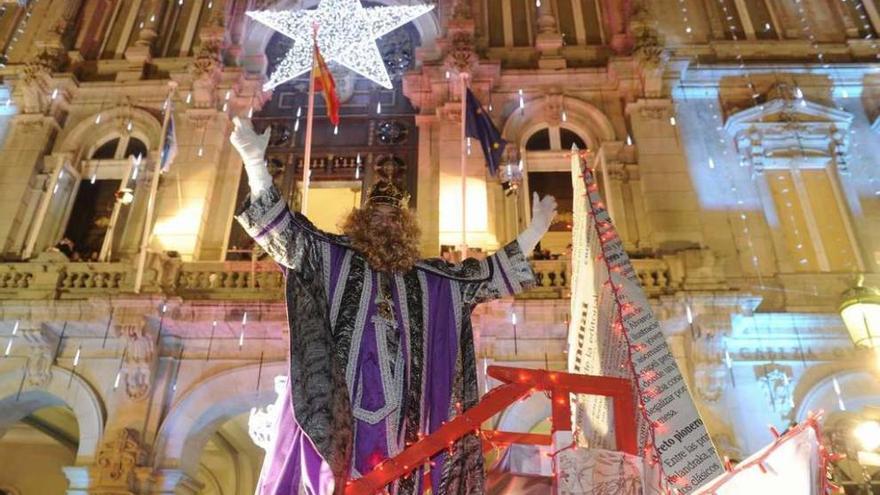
[416,115,441,257]
[147,469,203,495]
[0,110,60,258]
[126,0,167,63]
[535,0,565,69]
[625,99,705,250]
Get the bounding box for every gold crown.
[367,180,410,209]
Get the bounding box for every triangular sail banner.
[567,149,723,493]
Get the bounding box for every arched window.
[524,126,587,152]
[560,128,587,150]
[91,136,148,160]
[525,128,552,151]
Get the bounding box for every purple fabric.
[255,209,289,240]
[496,257,514,295]
[423,275,459,494]
[262,255,507,493]
[257,384,331,495]
[353,272,390,474]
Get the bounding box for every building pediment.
[723,91,853,173]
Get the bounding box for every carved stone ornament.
[248,375,289,450]
[756,365,795,418]
[115,319,156,401]
[188,36,223,82]
[630,0,665,67]
[725,87,854,175]
[443,31,477,75]
[22,325,59,388]
[693,363,726,403]
[92,428,147,492]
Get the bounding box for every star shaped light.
[248,0,434,90]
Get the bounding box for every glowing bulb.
[90,172,97,184]
[294,119,300,132]
[561,110,567,122]
[488,103,493,112]
[225,90,231,100]
[242,312,248,325]
[669,116,677,126]
[685,305,693,324]
[53,183,60,194]
[334,124,339,135]
[197,147,204,157]
[51,88,58,100]
[626,135,633,145]
[518,158,523,171]
[11,321,18,336]
[377,101,382,114]
[518,89,524,109]
[114,370,122,389]
[248,107,254,118]
[4,339,11,356]
[296,106,302,118]
[208,1,213,7]
[222,102,228,112]
[95,113,102,125]
[127,120,134,132]
[708,157,715,169]
[445,70,450,79]
[685,26,692,33]
[73,346,81,367]
[511,313,517,325]
[794,87,803,99]
[855,421,880,451]
[239,330,245,348]
[186,92,192,104]
[536,0,541,6]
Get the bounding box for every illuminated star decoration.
[247,0,434,90]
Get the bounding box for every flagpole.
[459,72,468,259]
[301,26,319,216]
[134,81,176,293]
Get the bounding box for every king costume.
[236,185,537,494]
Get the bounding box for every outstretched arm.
[231,117,324,272]
[460,192,557,304]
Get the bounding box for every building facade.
[0,0,878,493]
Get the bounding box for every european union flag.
[465,89,506,176]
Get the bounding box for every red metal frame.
[345,366,637,494]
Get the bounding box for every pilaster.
[625,99,705,250]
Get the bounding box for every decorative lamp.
[840,283,880,349]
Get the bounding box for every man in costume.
[230,117,557,495]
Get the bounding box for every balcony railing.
[0,254,688,300]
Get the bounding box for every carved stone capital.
[91,428,147,494]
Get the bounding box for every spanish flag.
[313,44,340,126]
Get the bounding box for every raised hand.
[516,192,558,255]
[230,117,273,196]
[530,191,558,235]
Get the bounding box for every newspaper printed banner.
[567,150,723,493]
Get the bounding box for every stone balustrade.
[0,254,693,300]
[172,261,284,300]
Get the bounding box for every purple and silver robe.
[236,187,535,495]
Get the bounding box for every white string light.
[376,101,382,114]
[247,0,434,90]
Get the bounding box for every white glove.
[517,192,558,255]
[230,116,273,197]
